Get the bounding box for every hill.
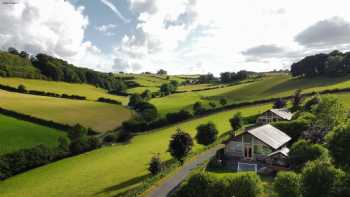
[151,74,350,115]
[0,90,132,132]
[0,103,272,197]
[0,114,66,155]
[0,77,129,104]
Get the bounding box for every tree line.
[0,124,101,180]
[0,48,127,93]
[291,50,350,77]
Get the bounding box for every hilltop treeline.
[0,49,127,92]
[291,50,350,77]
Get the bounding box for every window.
[243,134,252,143]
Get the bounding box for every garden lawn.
[0,90,133,132]
[0,114,66,155]
[0,77,129,105]
[0,103,272,197]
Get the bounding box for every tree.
[57,137,69,153]
[326,123,350,170]
[209,102,216,109]
[157,69,167,75]
[273,171,301,197]
[273,98,287,109]
[288,140,329,170]
[303,95,321,111]
[229,112,243,133]
[312,96,347,132]
[68,124,87,141]
[219,98,227,106]
[301,160,344,197]
[8,47,19,55]
[148,154,162,175]
[140,89,152,100]
[138,102,158,122]
[17,84,27,93]
[292,89,303,111]
[193,102,206,115]
[160,83,175,96]
[195,122,218,146]
[128,94,144,108]
[168,128,193,164]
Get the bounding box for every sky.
[1,0,350,75]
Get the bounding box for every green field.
[0,90,133,132]
[0,114,66,155]
[0,77,129,105]
[151,75,350,115]
[0,103,272,197]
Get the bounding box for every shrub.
[303,95,321,111]
[219,98,227,106]
[168,128,193,164]
[326,123,350,170]
[273,98,287,109]
[166,110,193,123]
[195,122,218,146]
[274,171,301,197]
[229,112,243,132]
[273,119,309,145]
[103,134,118,143]
[148,154,162,175]
[193,102,206,115]
[223,172,263,197]
[288,140,329,170]
[17,84,27,93]
[301,160,344,197]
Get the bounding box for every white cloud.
[100,0,130,23]
[95,24,117,32]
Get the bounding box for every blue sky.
[1,0,350,74]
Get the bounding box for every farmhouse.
[224,124,291,172]
[256,108,293,125]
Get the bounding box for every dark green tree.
[229,112,243,133]
[148,154,162,175]
[195,122,218,146]
[168,128,193,164]
[326,123,350,170]
[274,171,301,197]
[219,98,227,106]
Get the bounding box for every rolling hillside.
[0,77,129,105]
[0,90,132,132]
[0,103,272,197]
[0,114,66,155]
[151,74,350,115]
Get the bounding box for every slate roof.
[270,108,293,120]
[247,124,291,150]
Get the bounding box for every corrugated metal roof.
[270,108,293,120]
[247,124,291,149]
[268,147,290,157]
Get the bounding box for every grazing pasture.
[0,90,133,132]
[0,77,129,104]
[0,114,66,155]
[0,103,272,197]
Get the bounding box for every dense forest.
[0,48,127,92]
[291,50,350,77]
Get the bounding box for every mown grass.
[0,114,66,155]
[0,77,129,104]
[0,103,272,197]
[0,90,133,132]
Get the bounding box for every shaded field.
[0,90,133,132]
[0,103,272,197]
[0,77,129,105]
[0,114,66,155]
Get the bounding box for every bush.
[274,171,301,197]
[273,98,287,109]
[195,122,218,146]
[193,102,206,115]
[288,140,329,170]
[17,84,27,93]
[229,112,243,132]
[166,110,193,123]
[273,119,309,145]
[223,172,263,197]
[148,154,162,175]
[103,134,118,143]
[326,123,350,170]
[301,160,344,197]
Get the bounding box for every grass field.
[151,75,350,115]
[0,90,133,132]
[0,114,66,155]
[0,103,272,197]
[0,77,129,104]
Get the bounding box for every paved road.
[146,144,225,197]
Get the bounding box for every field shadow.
[95,174,150,196]
[263,76,350,95]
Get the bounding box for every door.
[244,145,252,159]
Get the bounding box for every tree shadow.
[94,174,150,195]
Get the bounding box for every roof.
[270,108,293,120]
[247,124,291,149]
[268,147,290,157]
